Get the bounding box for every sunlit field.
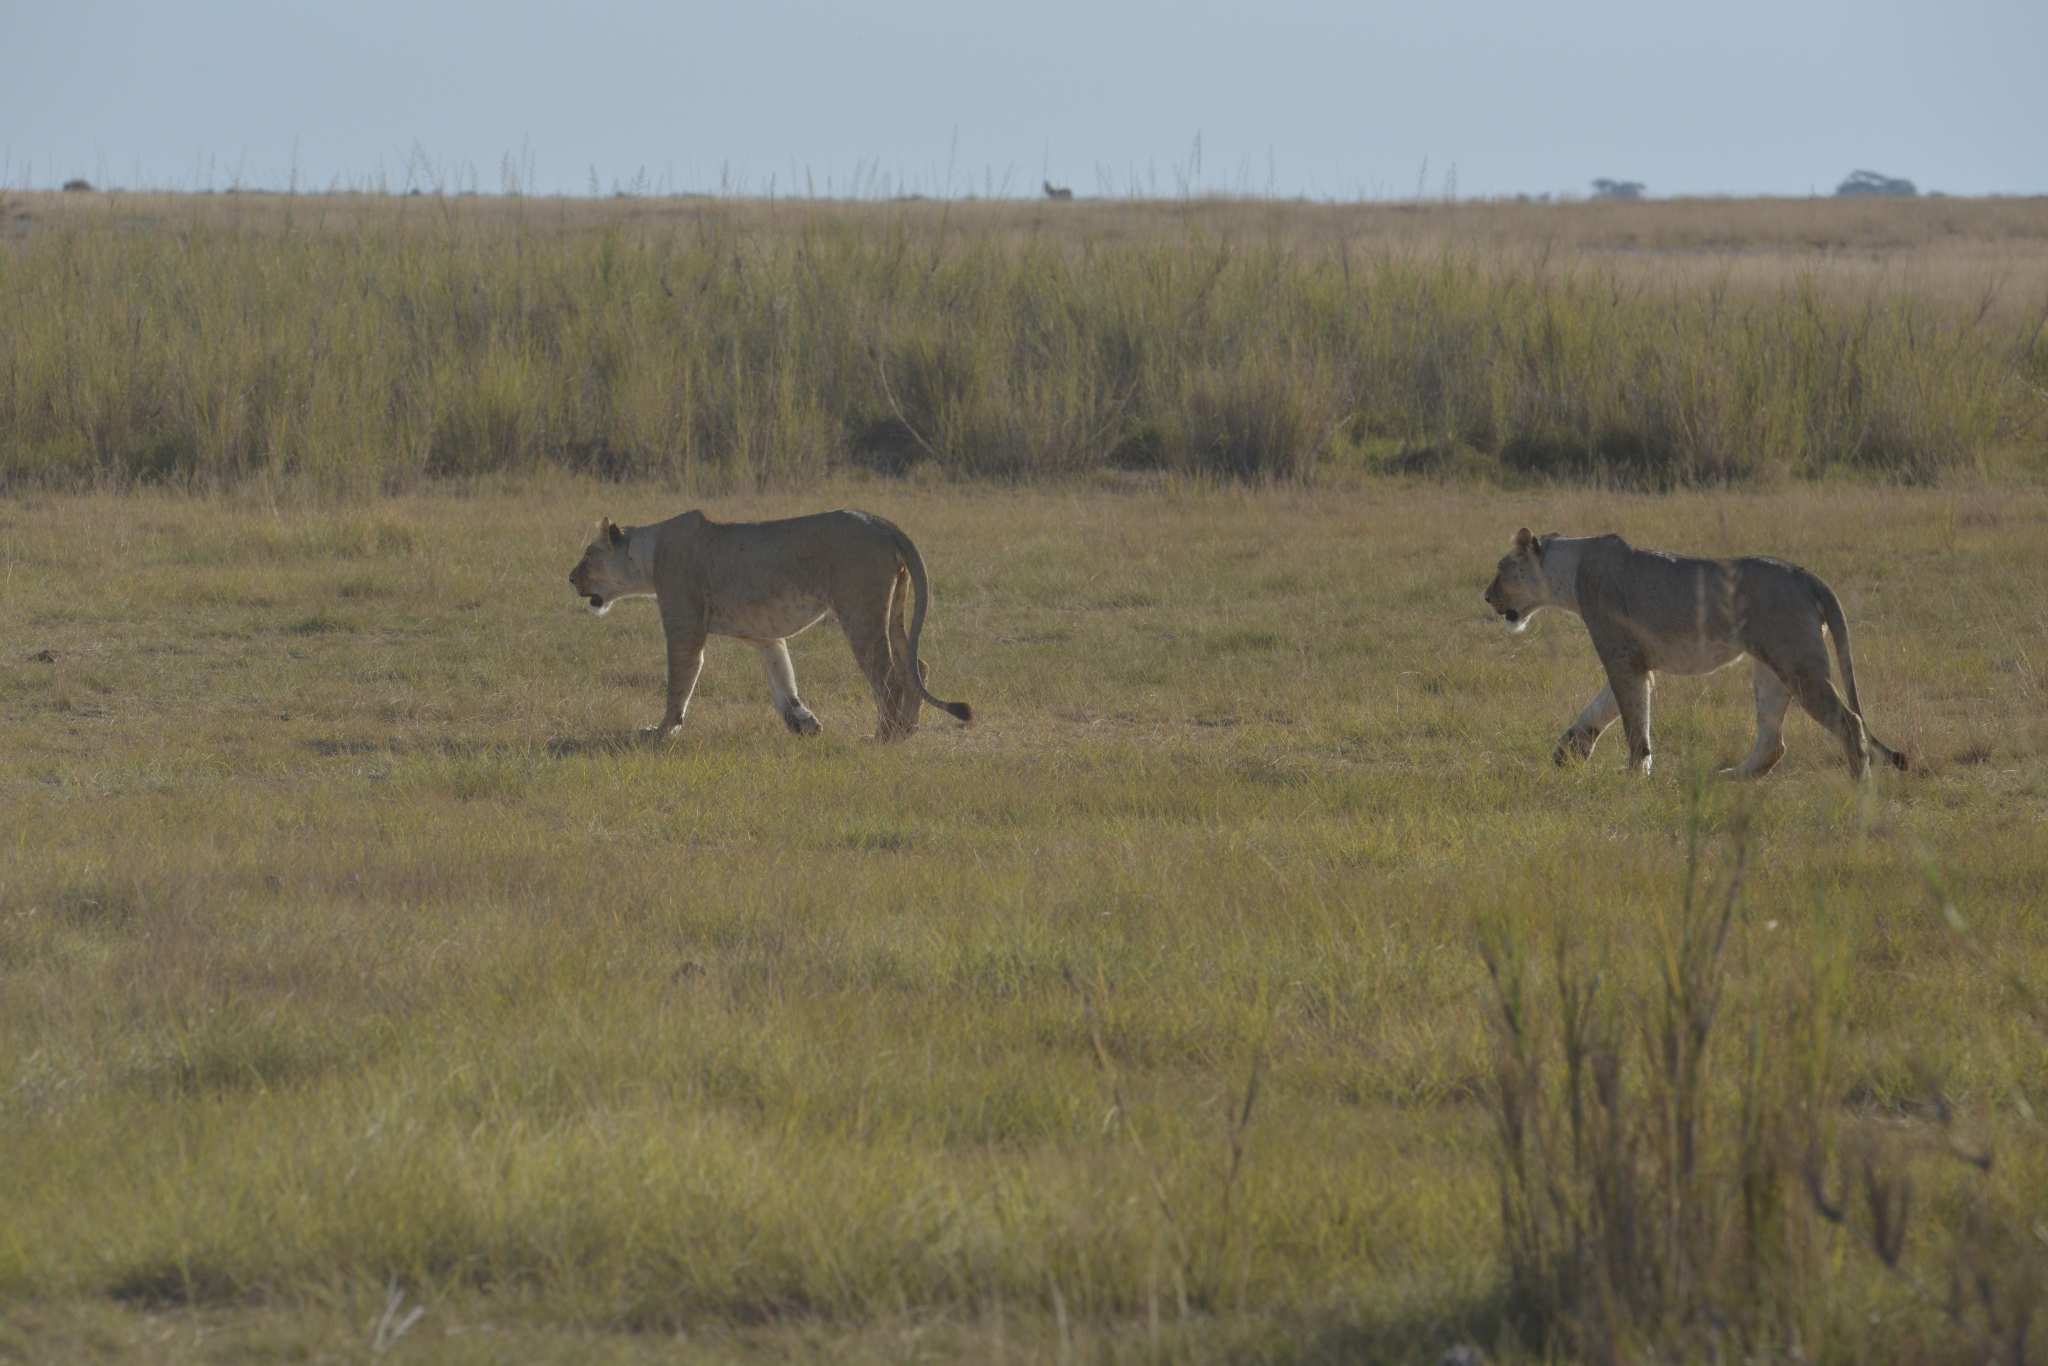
[3,475,2045,1362]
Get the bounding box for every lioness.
[568,508,973,742]
[1484,528,1908,779]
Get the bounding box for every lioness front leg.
[753,639,822,737]
[649,628,706,740]
[1553,682,1620,765]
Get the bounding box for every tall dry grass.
[3,191,2043,492]
[1486,804,2048,1364]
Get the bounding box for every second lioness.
[568,508,972,741]
[1484,528,1907,779]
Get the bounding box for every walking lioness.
[568,508,972,741]
[1484,529,1908,778]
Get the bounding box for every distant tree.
[61,178,94,192]
[1835,169,1916,197]
[1590,179,1645,200]
[1042,180,1074,201]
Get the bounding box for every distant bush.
[0,196,2032,490]
[1837,170,1917,197]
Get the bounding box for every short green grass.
[1,478,2045,1362]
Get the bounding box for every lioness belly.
[1645,639,1747,677]
[706,595,829,640]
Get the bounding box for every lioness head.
[567,517,650,616]
[1485,527,1555,632]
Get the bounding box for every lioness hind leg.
[842,606,911,742]
[1554,683,1620,765]
[1608,667,1655,775]
[754,639,821,737]
[1723,663,1793,780]
[883,564,921,735]
[1786,669,1869,779]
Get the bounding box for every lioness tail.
[1813,574,1909,772]
[1812,577,1865,719]
[888,526,974,724]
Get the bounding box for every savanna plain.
[2,192,2048,1365]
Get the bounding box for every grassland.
[4,191,2045,491]
[2,474,2046,1362]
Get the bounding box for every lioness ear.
[606,520,625,547]
[1514,527,1534,552]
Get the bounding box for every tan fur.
[568,508,973,742]
[1484,528,1908,779]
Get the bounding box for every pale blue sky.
[7,0,2044,199]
